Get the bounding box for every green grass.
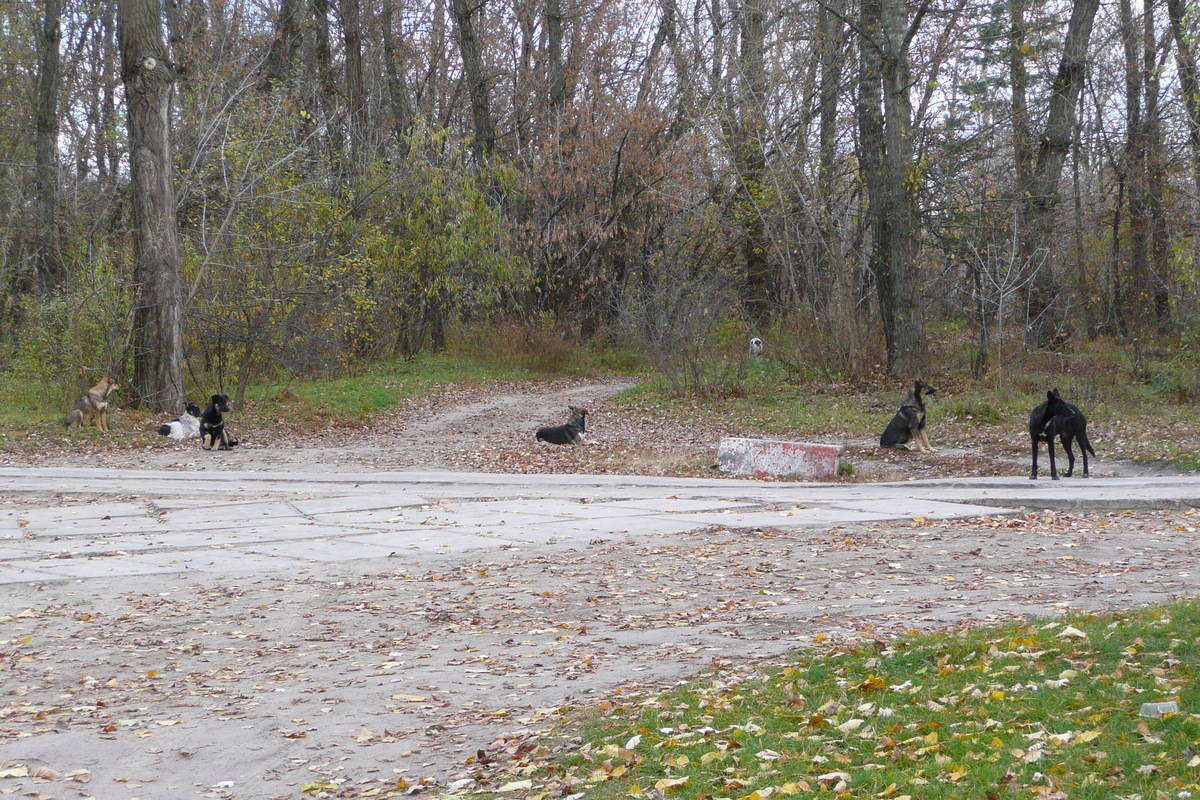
[475,601,1200,800]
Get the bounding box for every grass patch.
[478,602,1200,799]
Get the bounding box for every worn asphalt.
[3,467,1200,799]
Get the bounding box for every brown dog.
[65,375,119,431]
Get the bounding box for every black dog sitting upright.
[200,394,239,451]
[880,380,937,452]
[535,406,587,446]
[1029,388,1095,480]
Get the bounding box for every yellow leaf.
[301,782,338,794]
[655,776,691,792]
[879,782,899,798]
[0,766,29,778]
[497,780,534,792]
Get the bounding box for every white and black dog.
[158,401,202,439]
[200,394,239,450]
[535,406,587,446]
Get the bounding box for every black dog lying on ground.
[1029,388,1095,480]
[535,406,587,445]
[158,401,202,439]
[879,380,937,452]
[200,394,239,450]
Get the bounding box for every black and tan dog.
[1029,388,1095,480]
[65,374,119,431]
[536,406,587,446]
[880,380,937,453]
[200,394,239,450]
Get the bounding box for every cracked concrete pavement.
[3,467,1200,798]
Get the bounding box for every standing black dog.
[1029,388,1095,480]
[880,380,938,452]
[200,394,238,451]
[536,406,587,445]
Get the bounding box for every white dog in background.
[158,401,202,439]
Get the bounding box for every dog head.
[748,337,764,356]
[98,375,119,394]
[567,406,587,425]
[184,402,202,418]
[1037,388,1075,439]
[208,394,231,413]
[914,380,936,396]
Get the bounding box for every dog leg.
[1030,439,1039,479]
[920,429,936,453]
[1063,439,1075,477]
[1047,438,1059,480]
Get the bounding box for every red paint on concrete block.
[717,437,845,479]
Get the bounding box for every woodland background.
[2,0,1199,411]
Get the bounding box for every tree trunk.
[341,0,367,172]
[546,0,566,117]
[262,0,304,91]
[814,0,845,310]
[381,0,413,156]
[1167,0,1200,282]
[117,0,185,412]
[31,0,64,295]
[857,0,932,377]
[1119,0,1149,330]
[450,0,496,161]
[1017,0,1100,346]
[1142,0,1169,327]
[1008,0,1032,187]
[1168,0,1200,197]
[721,0,772,326]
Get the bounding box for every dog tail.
[158,423,172,436]
[1079,429,1096,457]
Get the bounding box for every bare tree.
[117,0,185,411]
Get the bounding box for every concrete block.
[718,437,845,479]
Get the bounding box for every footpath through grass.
[476,601,1200,800]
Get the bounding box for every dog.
[748,337,764,356]
[1029,388,1095,480]
[535,406,587,446]
[879,379,937,452]
[158,401,202,439]
[65,374,119,431]
[200,394,238,450]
